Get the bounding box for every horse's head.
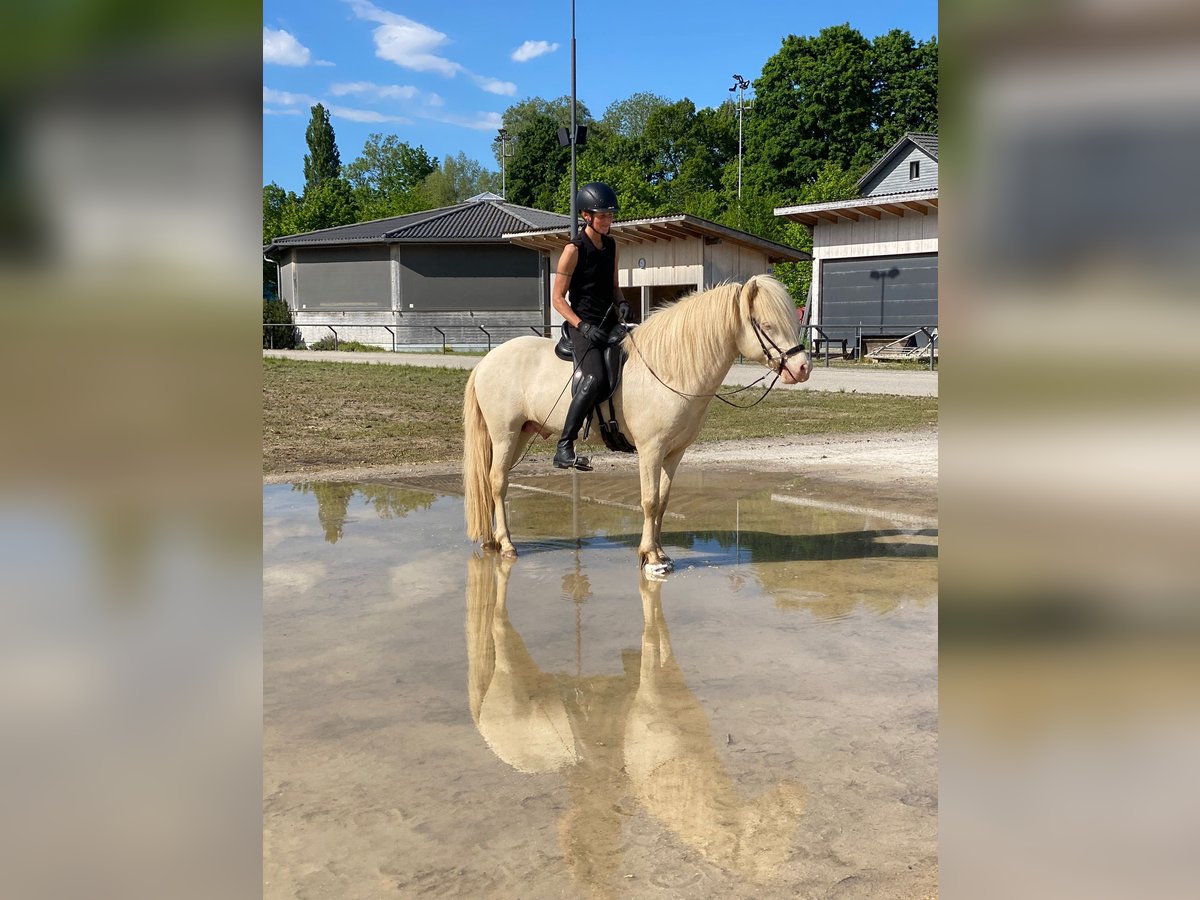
[735,276,811,384]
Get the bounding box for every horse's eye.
[763,324,773,333]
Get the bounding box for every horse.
[463,274,811,575]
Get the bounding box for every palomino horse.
[463,274,811,574]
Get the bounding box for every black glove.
[578,321,601,343]
[617,300,631,323]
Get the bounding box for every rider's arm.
[551,243,581,328]
[611,241,623,307]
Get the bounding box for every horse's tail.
[463,368,495,546]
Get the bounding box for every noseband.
[750,317,806,376]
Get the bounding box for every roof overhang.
[774,190,939,227]
[504,214,809,263]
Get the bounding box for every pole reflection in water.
[465,554,806,894]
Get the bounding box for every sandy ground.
[264,427,938,505]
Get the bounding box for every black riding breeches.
[566,323,609,396]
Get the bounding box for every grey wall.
[295,246,391,311]
[400,244,541,312]
[862,145,939,196]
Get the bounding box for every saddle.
[554,323,637,454]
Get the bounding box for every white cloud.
[473,76,517,97]
[345,0,462,76]
[264,27,313,66]
[330,81,420,101]
[263,87,318,107]
[429,110,504,131]
[344,0,516,95]
[328,105,412,124]
[263,108,303,116]
[511,40,559,63]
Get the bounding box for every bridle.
[750,317,806,379]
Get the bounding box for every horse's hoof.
[643,561,671,581]
[501,546,518,559]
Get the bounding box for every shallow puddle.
[264,470,937,898]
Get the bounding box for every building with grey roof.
[264,192,571,349]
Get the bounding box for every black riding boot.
[554,374,598,470]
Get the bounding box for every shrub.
[307,336,385,352]
[263,299,301,349]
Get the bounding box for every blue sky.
[264,0,937,194]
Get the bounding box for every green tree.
[303,103,341,192]
[865,31,938,163]
[284,176,357,233]
[600,92,670,138]
[745,24,874,200]
[420,152,500,207]
[262,182,296,243]
[505,110,571,210]
[344,133,437,220]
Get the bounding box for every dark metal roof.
[856,132,939,191]
[265,194,572,253]
[504,214,809,263]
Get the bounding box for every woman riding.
[549,182,626,471]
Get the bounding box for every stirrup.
[554,454,592,471]
[553,443,592,471]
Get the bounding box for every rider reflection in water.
[550,182,629,471]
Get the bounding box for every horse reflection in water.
[465,555,806,894]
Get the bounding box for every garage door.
[819,254,937,340]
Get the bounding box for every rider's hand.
[578,321,600,343]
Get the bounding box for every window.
[909,160,920,180]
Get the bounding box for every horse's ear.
[741,276,758,315]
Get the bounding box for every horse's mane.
[623,281,741,380]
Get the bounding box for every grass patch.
[263,358,937,476]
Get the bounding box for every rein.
[626,326,783,409]
[624,289,806,409]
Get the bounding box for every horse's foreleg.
[653,449,685,566]
[489,431,531,558]
[637,449,670,576]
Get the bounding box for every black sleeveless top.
[567,232,616,326]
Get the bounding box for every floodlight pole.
[496,127,510,198]
[570,0,578,238]
[730,74,751,203]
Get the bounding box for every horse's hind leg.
[489,430,533,558]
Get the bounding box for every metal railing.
[266,320,938,370]
[263,322,550,353]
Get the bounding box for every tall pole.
[570,0,578,238]
[730,74,750,203]
[737,84,743,201]
[496,128,509,199]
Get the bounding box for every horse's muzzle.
[779,355,810,384]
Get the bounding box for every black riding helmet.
[576,182,618,215]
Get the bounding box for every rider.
[549,181,626,470]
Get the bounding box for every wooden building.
[775,133,939,355]
[505,214,808,326]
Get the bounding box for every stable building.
[775,133,939,357]
[264,192,570,349]
[504,215,809,326]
